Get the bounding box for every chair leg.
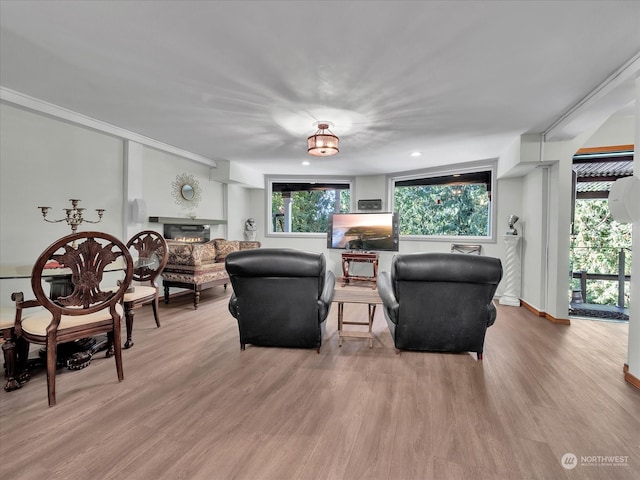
[124,306,135,349]
[477,352,483,361]
[110,328,124,382]
[152,295,161,328]
[16,336,30,384]
[2,337,20,392]
[46,334,57,407]
[164,286,170,304]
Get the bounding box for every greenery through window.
[570,199,632,307]
[268,180,351,234]
[392,168,494,238]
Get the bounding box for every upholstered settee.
[162,238,261,309]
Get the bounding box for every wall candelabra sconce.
[37,199,105,235]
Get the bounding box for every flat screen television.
[327,212,399,251]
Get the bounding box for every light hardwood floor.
[1,286,639,480]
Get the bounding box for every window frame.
[265,175,355,238]
[387,161,497,243]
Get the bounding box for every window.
[390,163,495,240]
[267,177,352,235]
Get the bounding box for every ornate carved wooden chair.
[15,231,133,406]
[120,230,168,349]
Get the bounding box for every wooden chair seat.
[19,304,124,336]
[122,286,156,303]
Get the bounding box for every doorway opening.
[570,145,633,322]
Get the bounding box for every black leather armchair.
[225,248,335,352]
[378,252,502,359]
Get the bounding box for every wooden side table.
[333,286,382,348]
[341,251,378,289]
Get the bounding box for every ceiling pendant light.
[307,122,339,157]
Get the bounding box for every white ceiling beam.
[543,51,640,142]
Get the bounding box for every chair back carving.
[31,231,133,319]
[127,230,168,285]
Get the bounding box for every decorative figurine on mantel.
[507,214,519,235]
[244,218,257,241]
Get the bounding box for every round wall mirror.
[181,184,195,201]
[172,173,202,211]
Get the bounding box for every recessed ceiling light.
[301,160,310,166]
[410,151,422,157]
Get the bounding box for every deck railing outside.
[570,247,631,309]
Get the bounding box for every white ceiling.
[1,0,639,177]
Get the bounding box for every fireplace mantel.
[148,217,227,226]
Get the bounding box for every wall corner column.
[625,76,640,388]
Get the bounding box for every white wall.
[581,113,635,148]
[227,183,256,241]
[355,175,387,210]
[520,166,549,311]
[627,79,640,380]
[0,104,125,306]
[142,147,224,222]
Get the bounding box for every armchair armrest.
[487,300,497,327]
[228,292,238,318]
[11,291,42,335]
[377,272,399,324]
[318,271,336,322]
[11,291,41,309]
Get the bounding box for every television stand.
[341,251,378,289]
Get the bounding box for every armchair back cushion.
[379,252,502,355]
[225,248,335,350]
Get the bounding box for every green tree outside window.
[570,199,632,307]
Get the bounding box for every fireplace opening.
[163,224,211,243]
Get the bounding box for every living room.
[0,1,639,478]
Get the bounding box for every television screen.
[327,212,399,251]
